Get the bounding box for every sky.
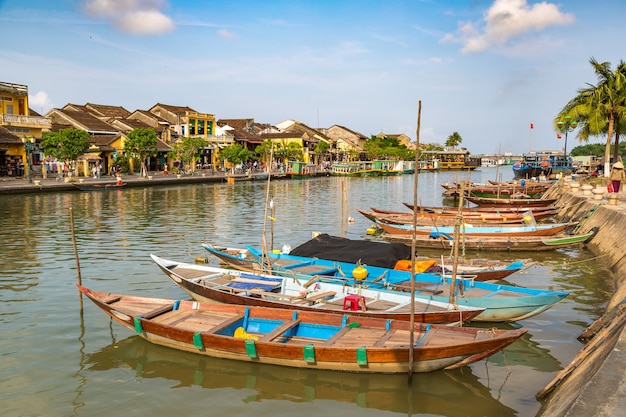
[1,0,625,155]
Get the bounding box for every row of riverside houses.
[0,80,413,179]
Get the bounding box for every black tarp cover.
[289,234,411,269]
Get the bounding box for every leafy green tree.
[445,132,462,148]
[40,128,91,177]
[364,136,413,160]
[168,136,207,172]
[255,140,274,165]
[218,143,255,171]
[313,140,330,163]
[556,58,626,175]
[274,141,304,163]
[124,128,158,177]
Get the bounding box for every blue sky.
[1,0,624,154]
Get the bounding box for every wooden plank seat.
[258,319,301,342]
[303,291,337,305]
[206,314,245,334]
[102,295,122,305]
[373,329,396,347]
[247,289,306,302]
[324,325,352,346]
[141,304,175,319]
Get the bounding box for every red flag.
[530,123,534,129]
[557,134,562,139]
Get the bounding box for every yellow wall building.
[0,81,51,178]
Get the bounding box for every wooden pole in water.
[408,100,422,384]
[70,207,82,286]
[70,207,83,311]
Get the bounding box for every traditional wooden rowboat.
[203,242,525,282]
[78,285,527,374]
[151,255,484,323]
[464,196,558,207]
[236,245,569,322]
[441,182,549,199]
[381,229,597,252]
[402,204,560,215]
[72,182,126,191]
[376,220,572,237]
[356,208,534,225]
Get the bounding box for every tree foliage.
[364,136,414,160]
[445,132,462,148]
[219,143,255,166]
[274,141,303,162]
[41,128,91,176]
[313,140,330,160]
[168,136,208,172]
[556,57,626,173]
[124,128,158,177]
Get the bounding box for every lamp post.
[557,116,578,165]
[21,136,36,184]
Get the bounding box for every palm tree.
[555,58,626,176]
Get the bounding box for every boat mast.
[260,141,275,272]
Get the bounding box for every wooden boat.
[381,229,598,252]
[237,245,569,322]
[150,254,484,324]
[376,220,572,237]
[418,149,481,171]
[356,208,535,225]
[203,241,525,282]
[402,204,560,216]
[392,258,526,282]
[441,182,550,199]
[464,196,558,207]
[78,285,527,374]
[72,182,126,191]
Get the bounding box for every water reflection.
[86,336,517,417]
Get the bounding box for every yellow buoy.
[352,266,368,280]
[366,227,376,235]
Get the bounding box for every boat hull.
[79,286,526,374]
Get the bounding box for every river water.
[0,167,613,417]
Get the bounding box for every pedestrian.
[163,163,168,175]
[609,161,625,193]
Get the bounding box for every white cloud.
[29,91,53,112]
[443,0,575,54]
[217,29,238,40]
[81,0,175,35]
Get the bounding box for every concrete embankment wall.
[537,183,626,417]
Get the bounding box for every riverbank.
[537,180,626,417]
[0,170,274,194]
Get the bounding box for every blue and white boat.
[205,244,569,322]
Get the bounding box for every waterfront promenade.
[0,170,266,194]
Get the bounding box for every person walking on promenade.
[610,161,625,193]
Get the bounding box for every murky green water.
[0,168,613,416]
